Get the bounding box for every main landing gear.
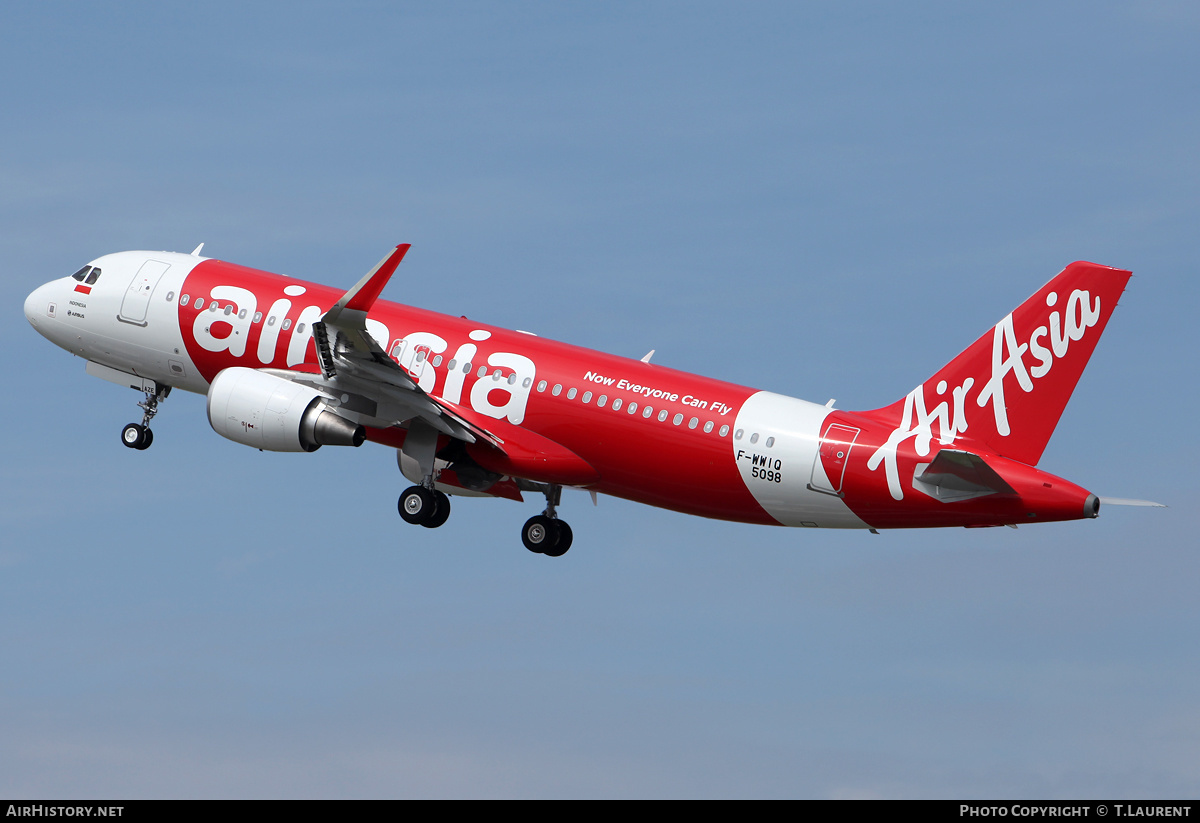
[522,484,573,557]
[398,485,451,529]
[392,421,574,555]
[393,478,575,557]
[395,421,451,529]
[121,384,170,450]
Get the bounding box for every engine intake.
[207,367,365,452]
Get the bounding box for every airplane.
[23,244,1162,556]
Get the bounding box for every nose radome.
[25,282,55,329]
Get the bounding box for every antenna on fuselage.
[190,243,205,257]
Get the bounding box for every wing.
[301,245,598,487]
[308,244,487,444]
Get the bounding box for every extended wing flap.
[430,397,599,487]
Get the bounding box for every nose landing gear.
[121,422,152,450]
[120,384,170,450]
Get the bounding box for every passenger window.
[627,403,637,415]
[642,406,653,419]
[508,373,518,385]
[463,362,472,373]
[597,395,607,408]
[253,312,262,323]
[180,295,190,306]
[567,387,577,400]
[194,299,205,310]
[703,421,714,433]
[582,391,592,404]
[448,359,457,370]
[734,429,743,440]
[416,350,426,362]
[689,417,699,429]
[719,425,730,437]
[478,366,487,378]
[282,319,292,330]
[297,323,306,334]
[209,303,218,312]
[166,291,175,302]
[750,433,759,444]
[85,268,101,285]
[552,384,562,396]
[238,309,247,320]
[267,315,276,326]
[657,409,668,422]
[523,377,532,388]
[433,355,443,367]
[765,437,775,448]
[673,413,683,425]
[493,370,502,381]
[611,398,621,411]
[537,380,547,392]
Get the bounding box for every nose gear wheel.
[120,384,169,450]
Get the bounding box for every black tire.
[398,486,436,525]
[121,423,145,449]
[136,428,154,450]
[543,520,572,557]
[421,491,451,529]
[522,515,560,554]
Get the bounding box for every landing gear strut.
[523,484,573,557]
[121,384,170,450]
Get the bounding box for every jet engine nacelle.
[207,367,365,452]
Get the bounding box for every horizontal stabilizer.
[913,449,1016,502]
[1099,497,1167,508]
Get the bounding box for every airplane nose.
[25,282,55,330]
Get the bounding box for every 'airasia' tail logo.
[977,289,1101,436]
[867,288,1101,500]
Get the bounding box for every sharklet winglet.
[334,244,411,316]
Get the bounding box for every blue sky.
[2,2,1197,797]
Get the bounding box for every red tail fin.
[862,262,1132,466]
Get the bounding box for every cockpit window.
[84,267,101,285]
[71,266,90,282]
